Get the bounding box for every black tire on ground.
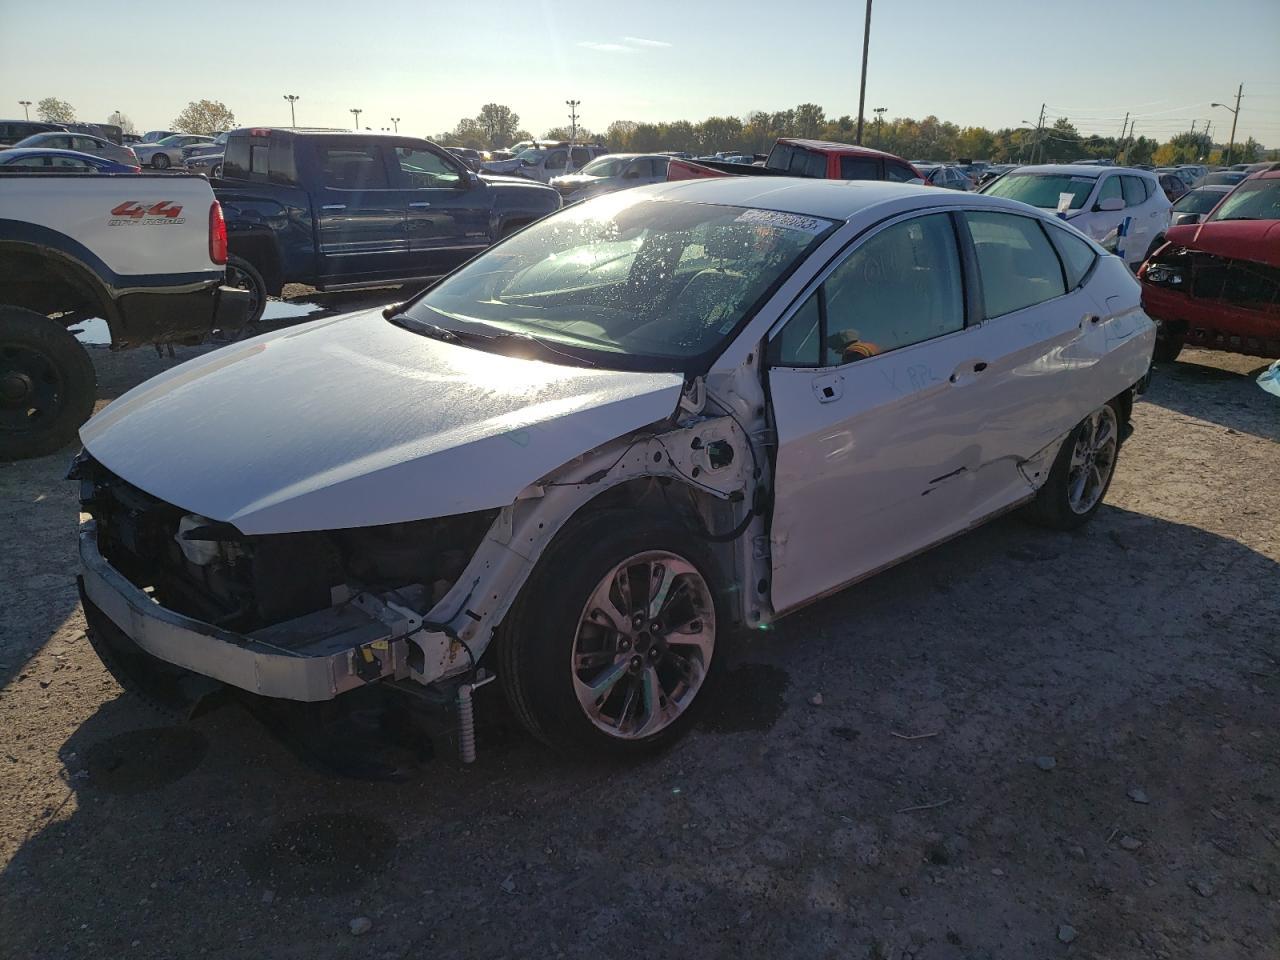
[152,153,170,169]
[211,162,222,179]
[495,510,726,757]
[1153,327,1184,364]
[0,305,97,461]
[224,255,268,326]
[81,590,220,719]
[1025,400,1123,531]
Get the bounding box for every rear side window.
[1045,225,1098,290]
[803,151,826,178]
[316,143,389,189]
[570,146,590,167]
[1121,175,1148,207]
[839,157,880,180]
[965,212,1067,317]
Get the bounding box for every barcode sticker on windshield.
[735,209,830,235]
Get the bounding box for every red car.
[669,138,922,184]
[1139,163,1280,361]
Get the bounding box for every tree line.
[32,96,1272,165]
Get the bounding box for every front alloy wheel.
[572,551,715,740]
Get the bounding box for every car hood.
[1165,219,1280,269]
[80,309,684,534]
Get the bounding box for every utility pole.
[1203,120,1213,160]
[1212,84,1243,164]
[873,106,886,147]
[18,100,31,120]
[1031,103,1046,164]
[854,0,873,145]
[565,100,581,142]
[283,94,300,127]
[350,108,362,130]
[391,117,400,133]
[1116,112,1129,163]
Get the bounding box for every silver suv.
[482,142,609,183]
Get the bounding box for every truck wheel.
[1153,326,1184,363]
[225,255,267,326]
[1025,401,1122,531]
[152,153,170,170]
[496,511,724,757]
[0,305,97,461]
[211,162,222,179]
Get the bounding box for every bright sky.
[3,0,1279,146]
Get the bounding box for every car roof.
[641,176,1039,222]
[776,138,906,161]
[1009,164,1156,180]
[1246,162,1280,181]
[0,147,105,158]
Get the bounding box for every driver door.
[392,143,491,276]
[766,212,986,614]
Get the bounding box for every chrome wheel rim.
[1067,406,1118,515]
[571,550,715,740]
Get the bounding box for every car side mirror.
[459,171,479,189]
[1095,196,1125,212]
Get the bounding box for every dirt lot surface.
[1,305,1277,959]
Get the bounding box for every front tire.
[496,511,724,757]
[1026,401,1122,530]
[1153,325,1184,363]
[0,305,96,461]
[151,153,170,170]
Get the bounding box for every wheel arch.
[227,233,284,296]
[0,237,119,330]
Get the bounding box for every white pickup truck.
[0,171,251,459]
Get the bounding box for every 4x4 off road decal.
[108,201,186,226]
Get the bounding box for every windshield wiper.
[484,330,596,366]
[387,312,460,343]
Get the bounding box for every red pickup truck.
[669,138,922,184]
[1139,164,1280,361]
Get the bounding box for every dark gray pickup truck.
[214,129,562,321]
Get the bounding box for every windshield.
[515,146,548,162]
[406,195,834,369]
[982,173,1096,210]
[579,156,630,177]
[1206,180,1280,222]
[1173,189,1228,216]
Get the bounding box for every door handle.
[949,361,988,384]
[321,203,346,211]
[409,201,432,208]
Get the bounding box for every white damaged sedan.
[74,178,1154,758]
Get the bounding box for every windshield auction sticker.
[735,209,831,235]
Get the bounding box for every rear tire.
[1025,401,1122,531]
[496,510,724,757]
[224,255,268,326]
[0,305,96,461]
[152,153,170,170]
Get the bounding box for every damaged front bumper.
[78,519,447,702]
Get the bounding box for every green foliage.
[172,100,235,135]
[37,97,75,123]
[476,104,520,148]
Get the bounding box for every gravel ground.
[1,311,1277,960]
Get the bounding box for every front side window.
[1097,176,1123,205]
[571,147,591,167]
[580,156,629,178]
[395,146,460,188]
[885,163,917,183]
[772,214,964,367]
[545,151,568,170]
[408,196,834,368]
[966,211,1067,317]
[839,156,880,180]
[1206,179,1280,222]
[316,143,389,189]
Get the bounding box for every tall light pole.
[283,94,300,127]
[873,106,886,147]
[854,0,873,145]
[565,100,581,142]
[350,107,362,130]
[18,100,31,120]
[1212,84,1243,164]
[391,116,400,133]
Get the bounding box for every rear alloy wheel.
[0,306,96,461]
[1026,402,1121,530]
[498,512,723,756]
[224,255,267,326]
[151,153,170,170]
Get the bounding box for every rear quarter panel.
[216,183,317,285]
